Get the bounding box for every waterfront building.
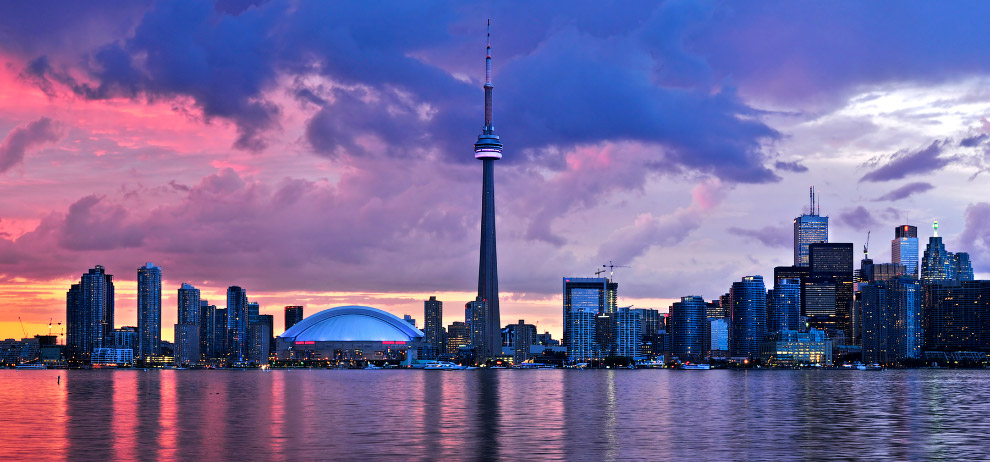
[284,306,304,331]
[177,283,200,325]
[137,262,162,361]
[66,265,115,363]
[922,281,990,352]
[709,318,729,357]
[669,296,707,362]
[214,307,227,360]
[537,332,559,347]
[759,329,832,366]
[613,307,642,359]
[892,225,919,278]
[768,278,801,334]
[562,277,617,363]
[473,22,504,364]
[730,276,767,359]
[174,323,200,366]
[112,326,137,354]
[705,300,727,319]
[861,277,922,364]
[250,314,273,365]
[403,314,417,328]
[199,302,217,361]
[467,297,488,362]
[446,321,470,356]
[511,319,535,364]
[423,296,443,360]
[276,306,425,364]
[91,348,134,366]
[808,243,854,341]
[502,321,537,348]
[793,187,828,267]
[632,308,663,358]
[227,286,249,363]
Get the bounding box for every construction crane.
[594,269,606,277]
[603,261,630,279]
[18,317,27,337]
[863,230,871,259]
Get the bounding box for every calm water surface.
[1,369,988,461]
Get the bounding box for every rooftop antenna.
[809,186,814,215]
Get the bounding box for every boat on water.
[856,363,884,371]
[679,364,712,370]
[364,364,383,370]
[514,363,556,369]
[424,361,466,370]
[15,363,47,370]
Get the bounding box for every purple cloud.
[837,206,879,231]
[875,182,934,202]
[728,225,790,248]
[0,117,61,173]
[960,202,990,270]
[860,140,953,182]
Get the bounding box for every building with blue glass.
[730,276,767,359]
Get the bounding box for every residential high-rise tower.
[137,262,162,360]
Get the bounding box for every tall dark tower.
[474,20,503,363]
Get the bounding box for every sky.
[1,1,989,342]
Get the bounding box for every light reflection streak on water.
[1,369,990,460]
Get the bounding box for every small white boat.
[364,364,383,370]
[679,364,711,370]
[424,361,465,370]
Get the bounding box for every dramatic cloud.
[860,140,953,182]
[728,225,790,248]
[0,117,61,173]
[774,160,808,173]
[875,182,934,202]
[960,202,990,269]
[837,206,879,231]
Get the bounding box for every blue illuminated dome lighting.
[281,305,424,342]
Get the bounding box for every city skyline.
[3,3,990,343]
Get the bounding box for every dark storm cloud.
[959,133,988,148]
[5,0,782,183]
[860,141,954,182]
[774,160,808,173]
[875,182,935,202]
[0,117,62,173]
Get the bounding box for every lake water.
[1,369,988,461]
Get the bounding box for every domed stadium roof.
[280,305,424,342]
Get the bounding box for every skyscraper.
[923,281,990,352]
[423,296,443,360]
[730,276,767,359]
[808,242,854,342]
[137,262,162,360]
[768,278,801,334]
[669,296,707,362]
[891,225,919,278]
[467,297,488,362]
[284,305,304,331]
[227,286,248,363]
[177,283,200,325]
[66,265,115,363]
[474,22,503,363]
[861,277,922,364]
[562,277,618,363]
[199,301,217,361]
[922,221,955,283]
[793,187,828,267]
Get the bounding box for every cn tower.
[474,20,502,362]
